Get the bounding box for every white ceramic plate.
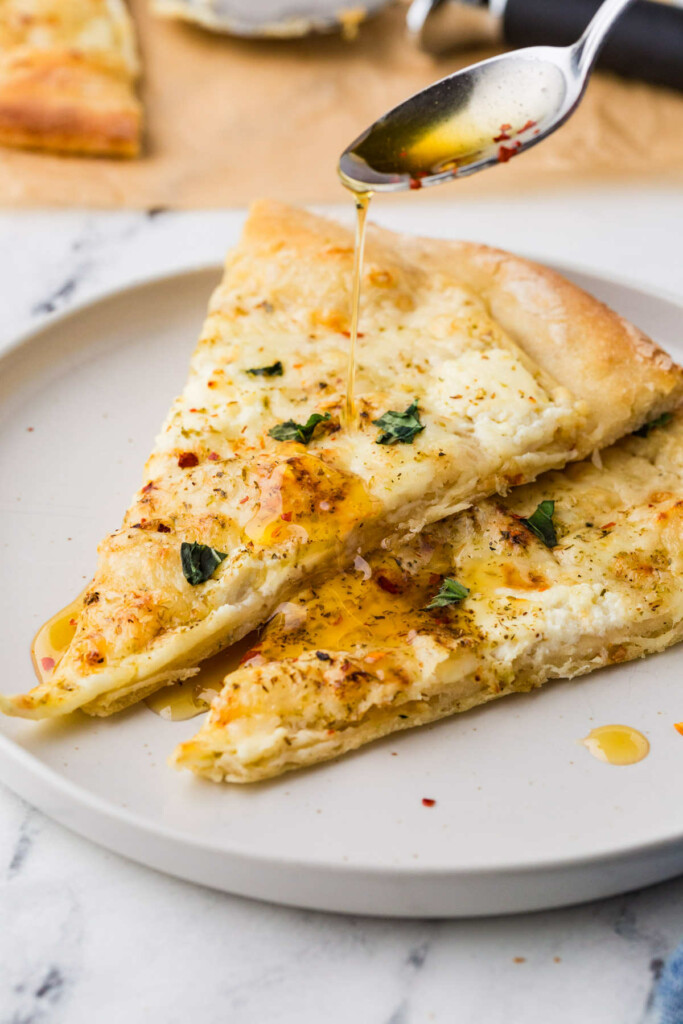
[1,262,683,918]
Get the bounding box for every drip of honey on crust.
[248,538,457,664]
[243,453,375,549]
[582,725,650,766]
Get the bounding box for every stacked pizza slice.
[2,202,683,782]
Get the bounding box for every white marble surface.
[1,186,682,1024]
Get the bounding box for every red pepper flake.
[141,481,155,493]
[207,381,217,388]
[280,511,293,522]
[513,957,527,964]
[498,141,521,163]
[40,656,55,673]
[208,452,220,461]
[519,120,537,133]
[493,131,510,142]
[189,408,198,413]
[178,452,199,469]
[500,123,511,131]
[674,723,683,736]
[377,574,402,595]
[240,645,262,665]
[422,798,436,807]
[239,496,249,504]
[69,618,77,626]
[157,523,171,533]
[602,522,616,530]
[364,651,386,664]
[409,178,423,190]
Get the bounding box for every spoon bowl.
[339,0,633,193]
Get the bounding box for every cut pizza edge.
[2,201,682,722]
[172,410,683,783]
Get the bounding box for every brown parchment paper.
[0,0,681,208]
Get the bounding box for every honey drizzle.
[345,190,372,429]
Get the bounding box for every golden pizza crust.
[1,202,681,721]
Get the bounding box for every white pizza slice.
[175,411,683,782]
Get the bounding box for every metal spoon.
[339,0,634,193]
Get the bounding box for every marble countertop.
[1,186,682,1024]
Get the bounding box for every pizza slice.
[0,0,141,157]
[174,411,683,782]
[2,201,681,720]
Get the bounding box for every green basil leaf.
[268,412,330,445]
[181,541,227,586]
[520,500,557,547]
[425,577,470,610]
[246,361,283,377]
[633,412,672,438]
[373,400,425,445]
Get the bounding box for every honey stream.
[345,190,372,429]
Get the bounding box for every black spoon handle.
[503,0,683,91]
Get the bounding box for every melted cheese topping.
[175,413,683,781]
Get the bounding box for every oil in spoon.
[345,190,372,429]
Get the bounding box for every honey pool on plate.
[582,725,650,766]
